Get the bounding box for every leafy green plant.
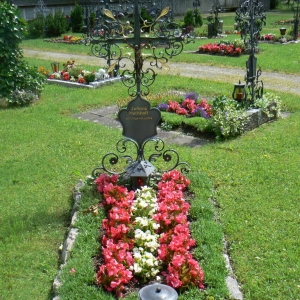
[69,67,83,78]
[160,121,173,131]
[26,15,45,39]
[183,9,195,27]
[194,8,203,27]
[84,72,96,83]
[161,112,185,128]
[253,92,282,118]
[7,89,37,106]
[182,117,213,133]
[212,95,248,139]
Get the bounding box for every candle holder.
[51,62,60,73]
[232,80,246,102]
[280,27,286,36]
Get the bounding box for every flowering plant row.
[258,33,299,43]
[94,170,204,298]
[157,92,212,119]
[44,35,84,44]
[198,40,245,56]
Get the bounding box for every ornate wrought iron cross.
[91,0,194,184]
[235,0,266,104]
[291,0,300,40]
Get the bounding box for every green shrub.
[84,72,96,83]
[184,9,195,27]
[26,16,45,38]
[270,0,280,9]
[44,11,69,37]
[254,93,282,118]
[26,12,68,38]
[71,4,84,33]
[69,67,82,78]
[0,2,45,105]
[194,8,203,27]
[90,12,96,29]
[183,8,202,28]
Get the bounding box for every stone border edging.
[52,180,84,300]
[47,77,122,89]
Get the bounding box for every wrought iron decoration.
[88,0,194,97]
[91,0,193,183]
[207,0,225,38]
[291,0,300,40]
[235,0,266,104]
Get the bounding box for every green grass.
[22,11,300,75]
[1,66,300,299]
[1,8,300,299]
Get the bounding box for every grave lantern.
[125,160,156,190]
[51,62,60,73]
[138,283,178,300]
[232,80,246,101]
[280,27,286,36]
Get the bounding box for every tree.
[70,4,84,33]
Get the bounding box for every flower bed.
[198,39,245,56]
[154,92,281,139]
[93,171,204,298]
[258,33,300,43]
[44,35,84,44]
[41,60,122,88]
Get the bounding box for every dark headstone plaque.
[118,95,161,147]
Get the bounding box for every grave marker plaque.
[118,95,161,147]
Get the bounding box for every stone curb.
[46,77,122,89]
[52,181,84,300]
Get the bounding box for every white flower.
[134,263,142,273]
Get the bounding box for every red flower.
[94,172,205,295]
[78,77,86,84]
[167,100,181,113]
[182,98,197,114]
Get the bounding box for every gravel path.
[23,49,300,96]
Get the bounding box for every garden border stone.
[52,180,84,300]
[47,77,122,89]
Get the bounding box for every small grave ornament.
[51,62,59,73]
[125,159,156,190]
[280,27,286,36]
[232,80,246,101]
[138,283,178,300]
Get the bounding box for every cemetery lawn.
[1,63,299,299]
[2,8,299,299]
